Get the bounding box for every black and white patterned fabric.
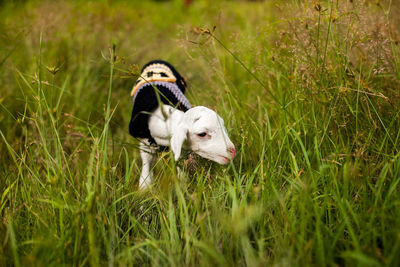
[129,60,191,144]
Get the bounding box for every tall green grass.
[1,0,400,266]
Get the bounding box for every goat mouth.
[218,155,231,164]
[194,151,231,164]
[206,154,231,164]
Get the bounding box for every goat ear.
[170,125,188,161]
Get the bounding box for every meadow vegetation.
[1,0,400,265]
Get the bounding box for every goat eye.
[197,132,207,137]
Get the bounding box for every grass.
[1,0,400,266]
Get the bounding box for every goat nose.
[229,147,236,158]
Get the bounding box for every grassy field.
[1,0,400,266]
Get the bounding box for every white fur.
[138,105,235,190]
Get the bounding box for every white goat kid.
[138,105,236,190]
